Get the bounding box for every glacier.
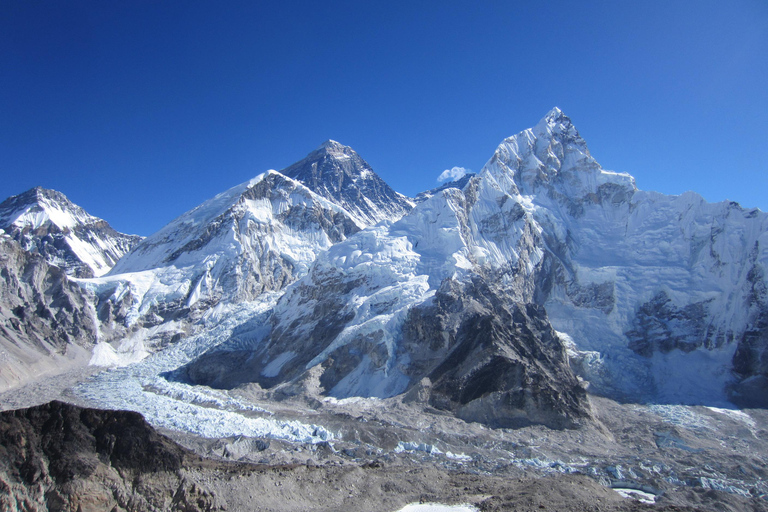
[2,107,765,434]
[181,107,768,412]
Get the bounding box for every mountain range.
[1,108,766,427]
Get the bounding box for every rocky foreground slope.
[2,400,765,512]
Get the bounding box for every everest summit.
[279,139,413,226]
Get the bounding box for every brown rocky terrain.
[1,400,766,512]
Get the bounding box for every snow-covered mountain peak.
[98,168,362,334]
[0,187,141,277]
[483,109,635,204]
[280,140,413,226]
[0,186,94,231]
[532,107,585,148]
[536,105,572,128]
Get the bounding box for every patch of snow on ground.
[706,406,757,432]
[395,504,478,512]
[322,396,382,406]
[646,404,711,430]
[395,441,442,455]
[89,342,122,367]
[444,451,472,462]
[612,488,657,504]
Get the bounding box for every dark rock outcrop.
[625,291,716,357]
[730,259,768,407]
[401,278,591,429]
[184,276,591,430]
[280,140,413,226]
[0,401,222,512]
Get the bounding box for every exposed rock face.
[0,237,98,391]
[625,291,714,357]
[280,140,413,226]
[0,401,221,512]
[480,108,768,405]
[402,278,590,429]
[730,258,768,407]
[183,261,590,429]
[0,187,142,278]
[182,263,366,393]
[731,312,768,408]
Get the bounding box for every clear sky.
[2,1,766,236]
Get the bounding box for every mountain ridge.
[182,109,768,415]
[0,187,142,278]
[0,109,766,424]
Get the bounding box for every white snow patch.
[322,396,382,406]
[398,503,480,512]
[395,441,442,455]
[89,342,121,367]
[647,404,711,430]
[705,406,757,434]
[445,451,473,462]
[396,505,478,512]
[613,488,657,504]
[261,351,297,378]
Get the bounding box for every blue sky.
[2,1,766,236]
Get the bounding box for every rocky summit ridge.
[279,139,413,227]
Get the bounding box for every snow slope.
[74,298,333,443]
[78,170,360,355]
[481,108,768,403]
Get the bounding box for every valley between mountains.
[0,109,766,511]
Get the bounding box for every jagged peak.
[285,141,370,179]
[481,109,638,200]
[317,139,345,150]
[8,186,66,205]
[277,140,411,226]
[0,186,85,226]
[533,107,581,142]
[543,106,566,122]
[311,139,357,158]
